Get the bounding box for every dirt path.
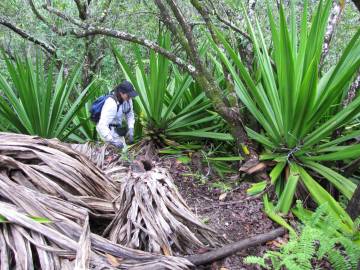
[163,158,278,269]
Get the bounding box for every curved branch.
[0,43,16,60]
[343,72,360,107]
[73,0,87,20]
[187,227,286,265]
[44,5,83,28]
[165,0,202,68]
[207,0,251,42]
[77,27,196,73]
[191,0,240,108]
[27,0,68,36]
[42,4,196,75]
[98,0,113,23]
[0,16,56,55]
[153,0,194,61]
[191,0,217,41]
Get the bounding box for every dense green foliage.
[0,0,160,85]
[0,54,96,140]
[0,1,358,87]
[245,202,360,270]
[114,34,231,145]
[0,2,359,265]
[212,0,360,221]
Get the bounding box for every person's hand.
[128,128,134,144]
[111,141,124,149]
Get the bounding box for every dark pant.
[109,125,128,136]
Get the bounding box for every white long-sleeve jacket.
[96,96,135,144]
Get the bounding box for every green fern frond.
[288,256,312,270]
[327,249,352,270]
[336,237,360,269]
[282,256,311,270]
[317,236,335,259]
[310,202,328,226]
[246,202,360,270]
[244,256,269,269]
[353,216,360,234]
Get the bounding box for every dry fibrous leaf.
[0,132,192,270]
[104,165,225,255]
[74,139,224,256]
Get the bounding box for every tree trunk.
[320,1,343,69]
[193,73,256,159]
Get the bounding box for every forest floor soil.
[159,156,283,270]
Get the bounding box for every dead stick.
[187,227,285,266]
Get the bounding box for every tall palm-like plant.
[0,54,96,141]
[212,0,360,228]
[113,33,232,147]
[70,85,107,142]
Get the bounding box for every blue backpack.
[89,95,117,123]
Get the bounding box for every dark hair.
[113,80,138,97]
[114,81,130,93]
[113,85,123,94]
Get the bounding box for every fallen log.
[187,227,286,266]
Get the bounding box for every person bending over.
[96,80,138,149]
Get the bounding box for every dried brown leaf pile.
[0,133,191,270]
[74,142,224,255]
[104,165,224,256]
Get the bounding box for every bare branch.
[40,4,196,75]
[73,0,87,20]
[27,0,68,36]
[44,5,84,28]
[28,0,50,25]
[0,42,16,61]
[77,27,196,74]
[153,0,193,58]
[0,16,56,55]
[90,54,105,70]
[165,0,203,69]
[207,0,251,42]
[187,228,286,266]
[90,38,107,70]
[248,0,257,19]
[320,1,344,68]
[98,0,113,23]
[343,71,360,107]
[191,0,240,108]
[191,0,217,41]
[154,1,249,143]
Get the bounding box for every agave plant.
[212,0,360,227]
[112,33,232,147]
[0,54,96,141]
[69,84,107,142]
